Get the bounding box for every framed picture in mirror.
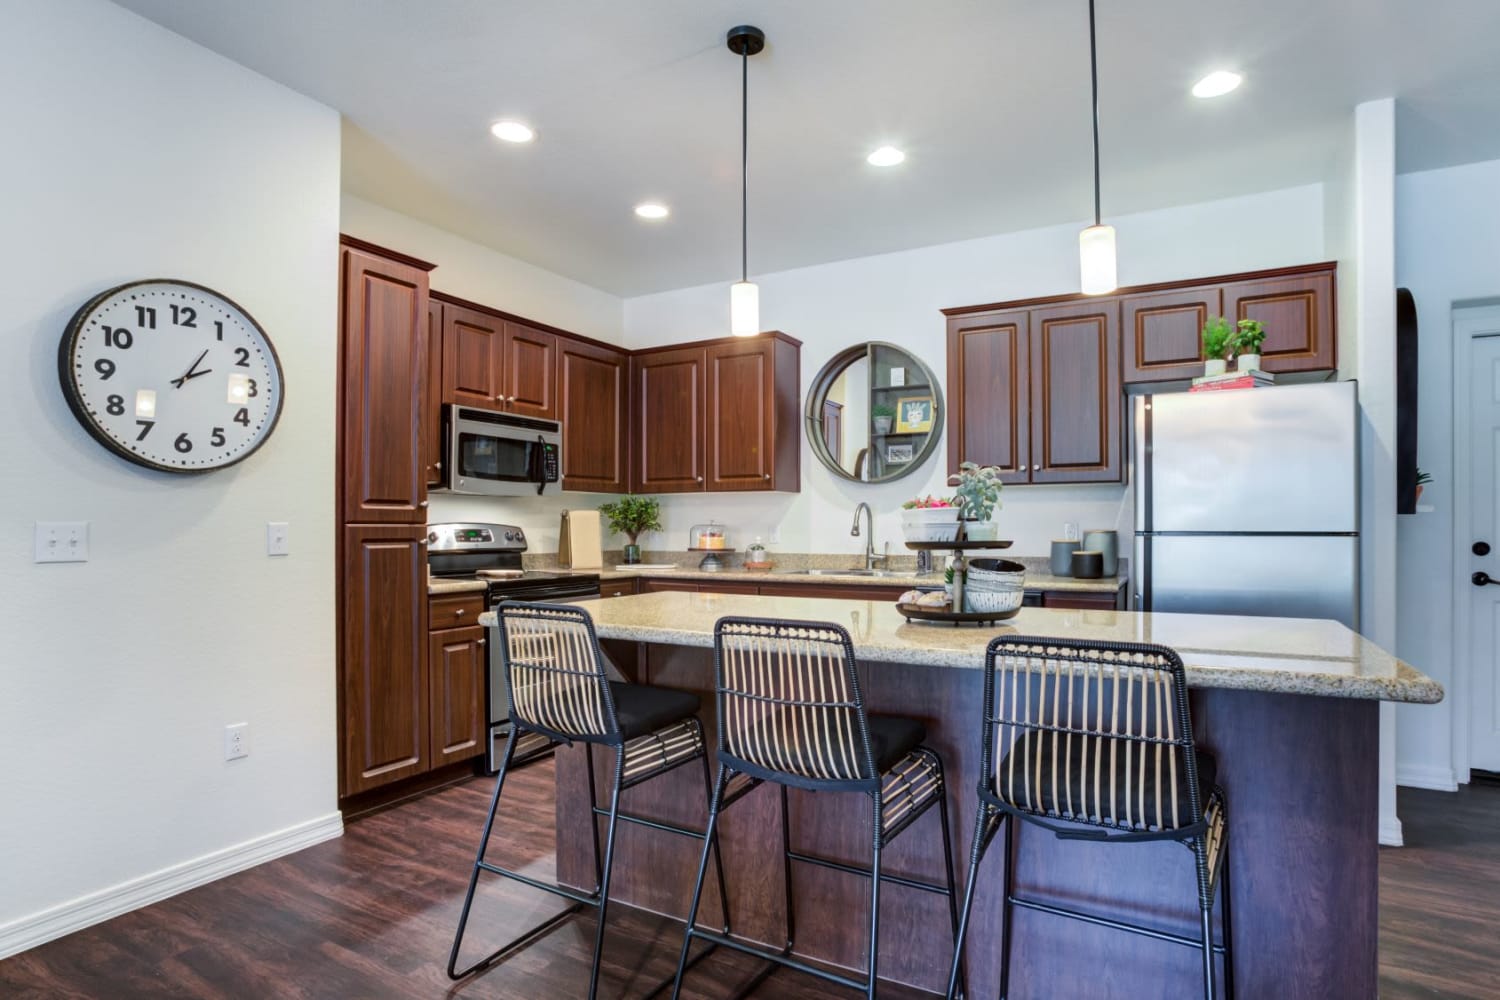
[895,395,935,433]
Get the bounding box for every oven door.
[446,406,561,497]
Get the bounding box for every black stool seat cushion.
[868,713,927,773]
[608,681,701,739]
[993,732,1216,831]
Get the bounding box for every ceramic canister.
[1071,550,1105,579]
[1050,540,1076,577]
[1082,529,1118,576]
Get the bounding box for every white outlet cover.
[224,722,250,761]
[34,522,89,563]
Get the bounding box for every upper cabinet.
[947,309,1030,483]
[424,299,443,487]
[1222,268,1335,374]
[437,298,558,419]
[1121,285,1221,383]
[339,242,432,523]
[501,321,557,419]
[634,333,801,494]
[558,337,630,493]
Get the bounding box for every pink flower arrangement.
[901,495,955,510]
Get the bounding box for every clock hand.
[181,367,214,383]
[171,349,211,388]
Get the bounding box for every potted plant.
[599,495,662,565]
[948,461,1004,540]
[872,404,896,435]
[1232,319,1266,372]
[900,494,960,543]
[1201,316,1233,376]
[1415,468,1432,503]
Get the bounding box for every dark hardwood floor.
[1,764,1495,998]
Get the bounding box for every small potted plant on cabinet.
[948,461,1004,540]
[599,495,662,565]
[1232,319,1266,372]
[872,404,896,435]
[901,494,960,543]
[1202,316,1233,376]
[1415,468,1432,503]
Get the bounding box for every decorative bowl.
[901,507,961,543]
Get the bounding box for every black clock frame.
[57,278,286,474]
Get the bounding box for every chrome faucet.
[851,502,887,570]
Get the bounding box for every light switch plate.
[35,522,89,563]
[267,522,289,556]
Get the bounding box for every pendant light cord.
[740,46,749,283]
[1089,0,1101,227]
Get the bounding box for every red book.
[1189,375,1263,393]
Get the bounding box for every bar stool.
[671,616,964,1000]
[448,601,728,999]
[946,635,1234,1000]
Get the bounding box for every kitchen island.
[482,592,1440,998]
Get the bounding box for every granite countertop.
[478,591,1442,704]
[595,565,1125,593]
[427,577,488,596]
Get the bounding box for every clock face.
[58,280,284,473]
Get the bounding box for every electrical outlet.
[34,522,89,563]
[224,722,250,761]
[266,522,289,556]
[767,524,782,545]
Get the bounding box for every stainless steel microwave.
[441,405,561,496]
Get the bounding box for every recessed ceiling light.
[489,120,535,143]
[1191,71,1242,99]
[866,145,906,167]
[634,202,670,220]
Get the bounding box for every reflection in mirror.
[805,342,944,484]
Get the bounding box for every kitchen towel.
[559,510,604,570]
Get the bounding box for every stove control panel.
[426,522,527,553]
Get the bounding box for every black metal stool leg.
[587,749,627,1000]
[866,794,884,1000]
[447,729,519,979]
[1220,842,1235,1000]
[700,744,732,934]
[946,805,996,1000]
[781,782,797,952]
[1194,840,1217,1000]
[586,745,604,887]
[997,816,1016,1000]
[936,764,967,1000]
[671,764,728,1000]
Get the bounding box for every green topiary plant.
[871,403,897,418]
[1232,319,1266,356]
[1202,316,1234,360]
[947,461,1004,522]
[599,495,663,547]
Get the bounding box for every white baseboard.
[0,812,343,960]
[1379,815,1404,848]
[1396,763,1460,792]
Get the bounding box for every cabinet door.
[600,579,638,599]
[341,524,429,795]
[559,337,630,493]
[1223,268,1336,373]
[641,578,700,593]
[340,247,429,523]
[1029,301,1122,483]
[946,310,1030,483]
[705,339,776,491]
[633,347,706,493]
[1121,285,1221,383]
[428,626,487,766]
[503,321,557,419]
[442,302,504,409]
[424,300,444,486]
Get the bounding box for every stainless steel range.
[426,522,601,771]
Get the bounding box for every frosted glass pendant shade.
[730,280,760,337]
[1078,224,1117,295]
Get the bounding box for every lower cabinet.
[600,578,639,599]
[428,625,487,766]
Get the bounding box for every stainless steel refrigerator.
[1132,380,1360,629]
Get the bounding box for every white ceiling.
[114,0,1500,296]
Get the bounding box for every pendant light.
[727,25,765,336]
[1078,0,1117,295]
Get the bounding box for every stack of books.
[1189,369,1276,393]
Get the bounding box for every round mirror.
[805,342,944,483]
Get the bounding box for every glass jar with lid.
[689,522,732,571]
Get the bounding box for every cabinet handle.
[508,395,517,403]
[697,476,704,483]
[455,608,466,616]
[494,395,505,403]
[478,638,487,647]
[418,538,428,547]
[419,500,428,508]
[434,461,442,470]
[763,473,771,480]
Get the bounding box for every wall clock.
[57,279,284,473]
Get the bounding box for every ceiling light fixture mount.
[1078,0,1117,295]
[634,202,670,220]
[867,145,906,167]
[1192,70,1243,99]
[490,120,535,143]
[727,24,765,337]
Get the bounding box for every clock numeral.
[135,420,155,441]
[106,394,125,416]
[214,320,224,341]
[246,378,259,398]
[170,304,197,328]
[233,347,250,367]
[94,358,116,380]
[211,427,226,447]
[174,433,193,453]
[134,306,157,329]
[233,407,250,427]
[103,326,134,349]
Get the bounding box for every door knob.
[1473,571,1500,587]
[1476,541,1492,556]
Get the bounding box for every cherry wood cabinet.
[427,626,487,767]
[440,301,504,409]
[640,577,702,593]
[1223,268,1336,374]
[1028,301,1121,484]
[600,578,639,599]
[424,299,444,487]
[339,245,431,523]
[1121,285,1221,383]
[633,333,800,494]
[340,524,430,796]
[558,337,630,493]
[947,309,1031,483]
[501,321,557,419]
[429,593,484,630]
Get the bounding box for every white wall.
[624,186,1327,559]
[1394,157,1500,790]
[0,0,341,956]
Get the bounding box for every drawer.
[600,579,638,599]
[429,594,485,630]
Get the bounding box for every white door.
[1468,332,1500,772]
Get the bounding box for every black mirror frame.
[803,341,945,484]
